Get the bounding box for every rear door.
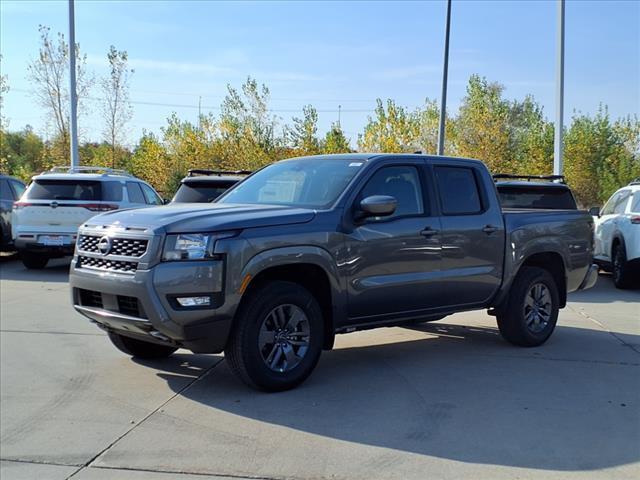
[433,162,505,307]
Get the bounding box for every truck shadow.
[148,322,640,473]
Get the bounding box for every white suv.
[12,166,164,269]
[593,179,640,288]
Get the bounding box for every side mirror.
[358,195,397,219]
[588,206,600,217]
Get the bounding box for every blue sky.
[1,0,638,147]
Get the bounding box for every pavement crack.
[568,304,640,355]
[64,357,225,480]
[91,464,282,480]
[0,458,81,467]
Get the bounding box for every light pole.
[554,0,565,176]
[68,0,79,168]
[437,0,452,156]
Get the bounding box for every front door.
[343,162,443,322]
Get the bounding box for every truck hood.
[84,203,317,234]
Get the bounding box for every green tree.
[323,123,351,154]
[129,132,171,195]
[358,99,419,152]
[454,75,512,173]
[289,105,320,155]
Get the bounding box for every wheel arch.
[237,247,345,350]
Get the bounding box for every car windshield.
[217,158,364,208]
[498,185,577,209]
[172,181,237,203]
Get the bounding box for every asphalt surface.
[0,255,638,480]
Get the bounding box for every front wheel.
[497,266,560,347]
[20,251,49,269]
[108,331,177,359]
[225,281,324,392]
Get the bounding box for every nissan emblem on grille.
[97,236,112,255]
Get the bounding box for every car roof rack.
[493,173,566,184]
[629,177,640,185]
[43,166,134,177]
[187,169,252,177]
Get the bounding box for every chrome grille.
[78,256,138,273]
[78,235,148,257]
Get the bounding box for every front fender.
[238,245,347,329]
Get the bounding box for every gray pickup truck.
[70,154,598,391]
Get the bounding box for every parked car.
[70,154,597,391]
[12,166,164,269]
[591,178,640,288]
[494,174,577,210]
[171,169,250,203]
[0,174,26,251]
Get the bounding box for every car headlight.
[162,232,236,261]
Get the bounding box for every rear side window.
[435,166,482,215]
[126,182,146,203]
[172,183,233,203]
[102,181,123,202]
[498,186,577,209]
[632,192,640,213]
[26,180,103,201]
[613,192,631,214]
[140,183,163,205]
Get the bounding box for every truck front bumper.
[69,259,233,353]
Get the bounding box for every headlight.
[162,232,236,261]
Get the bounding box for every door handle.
[482,225,498,234]
[420,227,438,237]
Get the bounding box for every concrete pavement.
[1,256,638,479]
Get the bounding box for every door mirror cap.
[359,195,397,218]
[588,206,600,217]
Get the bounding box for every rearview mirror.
[588,206,600,217]
[359,195,397,218]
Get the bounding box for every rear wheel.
[497,266,559,347]
[108,331,177,359]
[20,251,49,269]
[225,281,324,392]
[612,244,633,289]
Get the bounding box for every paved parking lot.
[1,256,638,480]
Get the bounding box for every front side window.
[613,191,631,214]
[435,166,482,215]
[218,158,363,208]
[359,166,424,218]
[9,180,26,199]
[126,182,146,203]
[0,180,12,200]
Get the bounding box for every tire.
[20,251,49,269]
[497,266,560,347]
[108,331,177,359]
[225,281,324,392]
[612,244,633,289]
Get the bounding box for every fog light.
[176,296,211,307]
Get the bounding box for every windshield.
[172,181,237,203]
[217,158,364,208]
